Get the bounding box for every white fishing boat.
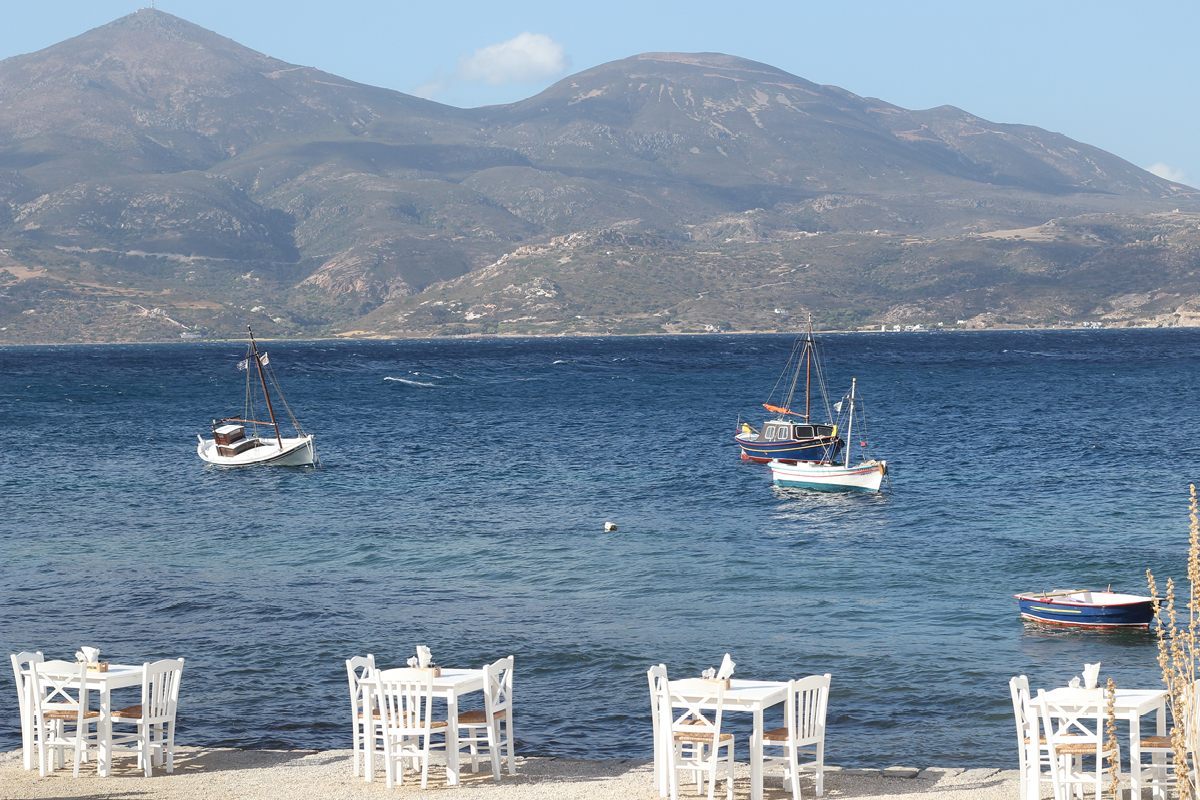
[769,378,887,492]
[197,326,318,467]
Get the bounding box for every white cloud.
[1147,162,1191,185]
[459,33,570,85]
[414,33,570,99]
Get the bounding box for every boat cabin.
[757,422,836,442]
[213,422,260,458]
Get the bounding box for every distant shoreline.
[2,322,1191,347]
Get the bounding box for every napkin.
[1083,662,1101,689]
[715,653,736,681]
[1068,676,1081,689]
[416,646,432,669]
[75,646,100,663]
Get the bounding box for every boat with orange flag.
[735,320,844,463]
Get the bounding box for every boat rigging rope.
[265,364,306,437]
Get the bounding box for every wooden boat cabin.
[213,423,260,458]
[754,421,837,443]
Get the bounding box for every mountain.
[1,10,1198,343]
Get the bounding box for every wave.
[383,376,438,387]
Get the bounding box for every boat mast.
[804,321,812,422]
[844,378,856,468]
[247,325,283,449]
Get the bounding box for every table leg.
[446,691,460,786]
[751,708,764,800]
[99,686,112,777]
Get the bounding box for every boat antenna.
[247,325,283,450]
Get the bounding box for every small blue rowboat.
[1015,590,1155,629]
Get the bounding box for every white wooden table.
[23,663,144,777]
[431,668,487,786]
[660,678,790,800]
[1041,686,1168,799]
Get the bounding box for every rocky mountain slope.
[1,10,1197,343]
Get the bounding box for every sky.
[1,0,1196,188]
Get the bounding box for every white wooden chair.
[1009,676,1055,800]
[1134,677,1199,797]
[345,654,380,780]
[667,679,735,800]
[457,655,514,780]
[762,673,831,798]
[648,664,672,797]
[10,651,44,771]
[375,667,448,789]
[31,660,100,777]
[1035,688,1120,800]
[108,658,184,777]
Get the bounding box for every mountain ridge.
[1,9,1198,343]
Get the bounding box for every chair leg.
[788,744,802,799]
[504,718,515,775]
[814,743,825,797]
[71,722,84,778]
[489,722,502,781]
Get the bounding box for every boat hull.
[1015,592,1154,629]
[197,435,316,467]
[736,433,843,463]
[769,459,886,492]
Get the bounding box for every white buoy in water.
[604,521,618,531]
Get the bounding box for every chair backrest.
[483,656,513,721]
[346,654,377,718]
[140,658,185,723]
[375,667,435,736]
[31,660,88,721]
[669,678,727,744]
[787,673,831,745]
[10,651,44,721]
[1035,688,1104,745]
[1009,675,1032,744]
[647,664,670,749]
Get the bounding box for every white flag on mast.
[833,400,842,413]
[237,357,249,371]
[259,352,269,366]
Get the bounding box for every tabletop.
[1042,687,1167,715]
[668,678,790,709]
[430,668,485,693]
[25,663,143,688]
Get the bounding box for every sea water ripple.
[1,330,1197,766]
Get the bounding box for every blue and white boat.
[769,377,888,492]
[197,326,318,467]
[736,321,844,463]
[1014,590,1155,629]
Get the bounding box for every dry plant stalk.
[1147,483,1200,799]
[1105,678,1119,797]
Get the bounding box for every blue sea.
[2,329,1197,768]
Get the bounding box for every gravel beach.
[0,747,1043,800]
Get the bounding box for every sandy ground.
[0,746,1059,800]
